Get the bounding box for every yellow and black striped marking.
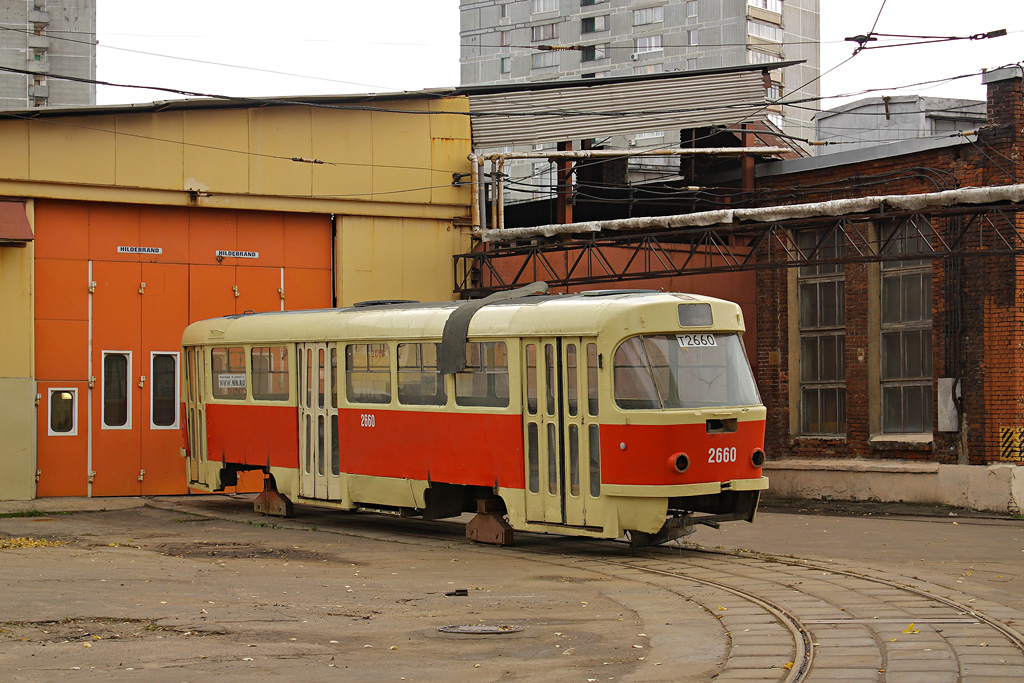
[999,427,1024,462]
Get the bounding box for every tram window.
[547,423,558,494]
[330,347,338,409]
[569,424,580,497]
[588,424,601,497]
[346,343,391,404]
[586,343,599,416]
[211,347,246,400]
[455,341,509,408]
[525,344,538,414]
[678,303,713,327]
[318,348,326,409]
[566,344,578,417]
[527,423,539,494]
[544,344,556,415]
[305,348,313,408]
[331,414,340,475]
[251,346,289,401]
[317,414,325,475]
[186,348,196,403]
[152,354,178,427]
[49,388,76,435]
[304,414,312,474]
[398,343,446,406]
[103,353,129,426]
[613,335,760,410]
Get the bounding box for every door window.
[48,388,77,436]
[151,353,179,428]
[102,352,131,428]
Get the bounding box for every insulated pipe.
[468,153,480,232]
[490,159,498,236]
[475,147,789,161]
[497,157,505,232]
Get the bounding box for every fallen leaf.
[902,623,919,634]
[783,662,794,670]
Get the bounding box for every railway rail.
[245,500,1024,682]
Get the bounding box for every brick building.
[751,67,1021,460]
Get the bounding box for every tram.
[180,286,767,546]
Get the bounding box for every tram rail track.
[167,497,1024,681]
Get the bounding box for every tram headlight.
[751,448,766,468]
[668,452,690,474]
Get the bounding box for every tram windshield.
[613,334,760,410]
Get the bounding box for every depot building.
[0,92,472,500]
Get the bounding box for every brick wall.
[748,71,1023,465]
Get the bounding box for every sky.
[94,1,1022,115]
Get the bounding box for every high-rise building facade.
[461,0,819,143]
[0,0,96,109]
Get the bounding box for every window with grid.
[532,0,558,13]
[634,35,662,53]
[532,50,560,68]
[532,22,558,41]
[748,19,783,42]
[880,218,933,433]
[633,7,663,25]
[798,228,846,435]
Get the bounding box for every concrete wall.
[764,459,1023,515]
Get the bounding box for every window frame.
[633,7,663,26]
[796,228,847,436]
[345,342,393,405]
[101,350,133,430]
[455,340,511,408]
[581,43,608,61]
[210,346,248,401]
[634,35,663,54]
[47,387,78,436]
[150,351,180,430]
[532,22,558,41]
[397,342,447,407]
[879,217,934,435]
[581,15,608,33]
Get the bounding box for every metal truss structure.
[454,203,1024,297]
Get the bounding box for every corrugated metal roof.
[468,69,770,148]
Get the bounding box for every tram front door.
[522,337,601,527]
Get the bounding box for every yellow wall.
[0,96,473,218]
[337,215,473,306]
[0,201,36,500]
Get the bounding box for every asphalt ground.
[1,495,1021,682]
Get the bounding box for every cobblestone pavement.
[0,495,1021,682]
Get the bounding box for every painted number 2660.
[360,414,376,428]
[708,447,736,463]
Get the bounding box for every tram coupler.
[466,499,514,546]
[629,515,696,548]
[253,475,293,518]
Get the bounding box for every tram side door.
[184,347,209,488]
[297,343,334,500]
[523,339,562,523]
[560,337,599,528]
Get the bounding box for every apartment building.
[461,0,819,142]
[0,0,96,108]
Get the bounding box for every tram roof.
[181,290,746,345]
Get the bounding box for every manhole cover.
[437,624,523,635]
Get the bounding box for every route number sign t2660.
[677,333,717,348]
